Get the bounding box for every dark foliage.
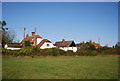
[24,40,31,47]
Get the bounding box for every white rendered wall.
[36,38,43,45]
[40,42,56,49]
[4,44,21,50]
[59,47,77,52]
[6,47,21,50]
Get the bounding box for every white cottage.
[4,43,22,50]
[21,32,55,49]
[54,39,77,52]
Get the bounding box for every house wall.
[6,47,21,50]
[36,38,43,45]
[40,42,56,49]
[59,47,77,52]
[4,44,21,50]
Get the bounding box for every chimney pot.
[32,32,35,36]
[89,40,92,43]
[26,34,29,37]
[62,39,65,43]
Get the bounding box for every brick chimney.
[32,32,35,36]
[62,39,65,43]
[26,34,29,37]
[82,41,84,44]
[89,40,92,44]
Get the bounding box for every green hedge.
[2,47,67,56]
[75,49,98,56]
[2,47,119,57]
[65,50,75,56]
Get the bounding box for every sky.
[2,2,118,47]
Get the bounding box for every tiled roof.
[54,40,74,47]
[92,43,100,47]
[54,41,62,46]
[21,35,42,43]
[76,43,87,47]
[76,44,82,47]
[37,39,51,48]
[7,43,23,48]
[76,42,100,48]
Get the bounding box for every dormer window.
[47,44,49,47]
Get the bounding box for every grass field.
[2,56,118,79]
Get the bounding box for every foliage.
[2,45,119,57]
[100,46,110,51]
[86,42,96,50]
[24,40,31,47]
[65,50,75,56]
[76,49,98,56]
[1,21,15,47]
[18,47,40,56]
[45,48,66,56]
[2,47,66,57]
[2,48,19,56]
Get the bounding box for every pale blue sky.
[2,2,118,46]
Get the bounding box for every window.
[47,44,49,47]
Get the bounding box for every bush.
[3,46,118,57]
[65,50,75,56]
[86,50,98,56]
[76,49,98,56]
[24,40,31,47]
[18,47,40,56]
[101,49,118,55]
[2,48,20,56]
[46,48,66,56]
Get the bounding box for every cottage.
[4,43,22,50]
[89,40,100,48]
[21,32,55,49]
[76,40,101,49]
[76,41,87,49]
[54,39,77,52]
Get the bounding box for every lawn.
[2,56,119,79]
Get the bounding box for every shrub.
[85,50,98,56]
[76,49,86,56]
[18,47,40,56]
[101,49,118,55]
[2,48,20,56]
[24,40,31,47]
[76,49,98,56]
[65,50,75,56]
[45,48,66,56]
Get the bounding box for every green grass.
[2,56,118,79]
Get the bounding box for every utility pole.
[24,27,26,38]
[34,27,36,47]
[98,37,100,54]
[23,27,26,47]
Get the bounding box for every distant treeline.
[2,46,119,57]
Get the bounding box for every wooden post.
[34,27,36,47]
[23,27,26,48]
[98,37,100,54]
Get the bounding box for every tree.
[0,21,8,31]
[85,42,96,50]
[0,21,15,47]
[24,40,31,47]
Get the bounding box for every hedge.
[2,47,119,57]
